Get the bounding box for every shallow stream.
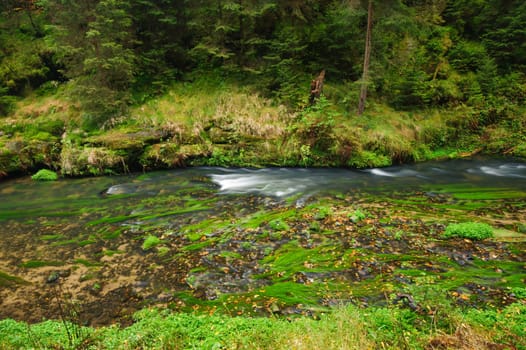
[0,157,525,325]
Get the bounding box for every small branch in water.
[393,293,420,312]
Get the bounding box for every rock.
[46,272,60,284]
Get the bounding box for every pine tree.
[50,0,135,127]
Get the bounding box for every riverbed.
[0,157,525,325]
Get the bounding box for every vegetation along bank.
[1,1,525,178]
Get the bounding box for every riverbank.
[1,301,524,349]
[1,76,525,180]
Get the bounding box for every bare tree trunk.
[358,0,373,115]
[309,69,325,105]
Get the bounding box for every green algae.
[88,215,139,226]
[181,239,216,251]
[494,228,526,242]
[20,260,64,268]
[0,271,30,287]
[260,241,346,279]
[40,234,64,241]
[142,235,164,251]
[1,164,525,324]
[240,209,297,229]
[74,258,103,267]
[181,218,231,240]
[255,281,321,306]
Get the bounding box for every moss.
[20,260,64,268]
[347,150,392,168]
[443,222,494,240]
[142,235,163,251]
[241,209,297,230]
[0,271,30,287]
[31,169,58,181]
[60,144,125,176]
[74,259,102,267]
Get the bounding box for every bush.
[443,222,494,240]
[31,169,58,181]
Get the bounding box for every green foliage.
[347,151,392,168]
[0,86,16,116]
[510,287,526,299]
[50,0,135,128]
[292,97,337,154]
[31,169,58,181]
[0,0,525,174]
[443,222,494,240]
[1,300,525,349]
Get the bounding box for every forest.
[1,0,525,178]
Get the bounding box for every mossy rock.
[443,222,494,240]
[142,235,163,251]
[87,129,149,150]
[60,144,125,176]
[31,169,58,181]
[140,142,185,168]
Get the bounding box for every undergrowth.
[3,75,525,177]
[0,300,524,350]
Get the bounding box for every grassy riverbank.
[1,300,525,350]
[1,74,525,179]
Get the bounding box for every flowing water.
[0,157,525,325]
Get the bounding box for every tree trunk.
[358,0,373,115]
[309,69,325,105]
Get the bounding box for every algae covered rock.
[31,169,58,181]
[443,222,494,240]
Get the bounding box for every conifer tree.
[50,0,135,127]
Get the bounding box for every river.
[0,157,525,325]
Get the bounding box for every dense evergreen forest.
[1,0,525,176]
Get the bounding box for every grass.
[0,300,524,349]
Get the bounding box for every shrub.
[443,222,493,240]
[31,169,58,181]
